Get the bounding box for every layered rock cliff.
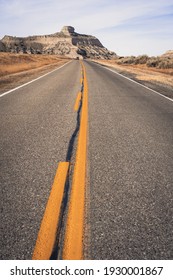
[0,26,117,59]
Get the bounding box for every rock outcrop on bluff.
[0,26,117,59]
[161,50,173,58]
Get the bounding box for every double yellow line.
[32,61,88,260]
[32,162,69,260]
[62,62,88,259]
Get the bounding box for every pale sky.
[0,0,173,56]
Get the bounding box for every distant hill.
[0,26,117,59]
[161,50,173,58]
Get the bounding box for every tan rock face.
[0,26,117,59]
[61,26,75,35]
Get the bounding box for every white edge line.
[94,62,173,103]
[0,60,72,98]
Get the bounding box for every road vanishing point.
[1,60,173,260]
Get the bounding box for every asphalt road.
[1,60,173,259]
[85,61,173,259]
[0,61,81,259]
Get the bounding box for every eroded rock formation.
[0,26,117,59]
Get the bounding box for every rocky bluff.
[0,26,117,59]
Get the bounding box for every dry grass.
[0,53,71,93]
[0,52,70,76]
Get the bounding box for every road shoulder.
[92,60,173,100]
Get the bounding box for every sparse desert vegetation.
[116,55,173,69]
[0,53,70,93]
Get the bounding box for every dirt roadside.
[0,53,71,94]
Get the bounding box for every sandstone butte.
[0,26,117,59]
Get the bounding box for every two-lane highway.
[1,60,173,259]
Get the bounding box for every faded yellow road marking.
[63,62,88,260]
[74,92,82,112]
[32,162,69,260]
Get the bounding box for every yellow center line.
[62,62,88,260]
[32,162,69,260]
[74,91,82,112]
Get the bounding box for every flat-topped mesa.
[59,26,104,49]
[0,26,117,59]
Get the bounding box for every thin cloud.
[0,0,173,55]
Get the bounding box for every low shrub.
[134,55,149,64]
[157,58,173,69]
[146,57,160,68]
[117,55,149,65]
[117,56,136,64]
[146,57,173,69]
[117,54,173,69]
